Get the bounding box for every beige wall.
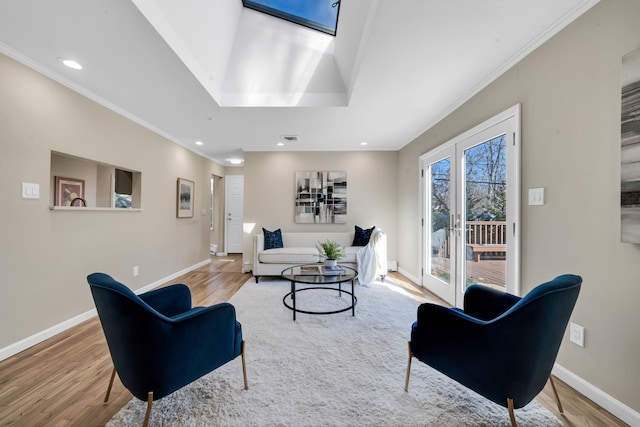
[242,151,398,270]
[398,0,640,412]
[0,53,218,349]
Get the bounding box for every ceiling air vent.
[281,135,299,143]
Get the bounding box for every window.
[242,0,341,36]
[114,169,133,208]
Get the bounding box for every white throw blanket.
[356,228,387,284]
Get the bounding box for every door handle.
[450,214,461,236]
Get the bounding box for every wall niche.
[50,151,141,211]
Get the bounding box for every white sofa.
[253,229,387,284]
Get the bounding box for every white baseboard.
[0,258,211,362]
[0,309,98,363]
[132,258,211,295]
[553,364,639,426]
[242,261,253,274]
[397,267,421,285]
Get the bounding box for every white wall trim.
[553,364,639,426]
[0,309,98,363]
[403,0,601,149]
[131,258,211,295]
[398,267,420,286]
[0,258,211,362]
[0,42,223,166]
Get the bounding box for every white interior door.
[224,175,244,254]
[421,105,520,307]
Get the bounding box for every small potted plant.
[317,240,344,268]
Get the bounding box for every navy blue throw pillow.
[352,226,375,246]
[263,228,283,250]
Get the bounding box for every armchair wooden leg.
[142,392,153,427]
[507,398,517,427]
[404,341,412,392]
[549,375,564,413]
[241,340,248,390]
[104,367,116,403]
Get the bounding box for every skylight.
[242,0,341,36]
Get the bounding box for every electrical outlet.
[133,266,139,277]
[570,322,584,347]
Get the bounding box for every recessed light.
[57,57,82,70]
[360,141,368,146]
[277,142,285,147]
[227,158,243,165]
[195,141,204,146]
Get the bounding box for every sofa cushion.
[352,225,375,246]
[342,246,358,263]
[263,228,283,250]
[259,247,320,264]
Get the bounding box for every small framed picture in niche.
[55,176,86,207]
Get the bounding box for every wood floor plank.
[0,255,627,426]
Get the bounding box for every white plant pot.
[325,259,337,268]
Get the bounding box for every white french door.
[421,105,521,307]
[422,146,458,304]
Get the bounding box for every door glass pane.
[463,135,507,291]
[430,158,451,284]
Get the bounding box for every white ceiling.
[0,0,598,166]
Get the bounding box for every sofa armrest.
[253,234,264,272]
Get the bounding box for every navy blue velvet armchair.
[405,274,581,426]
[87,273,247,426]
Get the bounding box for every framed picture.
[621,45,640,243]
[177,178,194,218]
[55,176,86,207]
[295,171,347,223]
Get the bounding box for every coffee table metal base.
[283,282,357,321]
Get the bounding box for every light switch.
[22,183,40,199]
[528,187,544,206]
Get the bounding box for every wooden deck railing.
[466,221,507,245]
[466,221,506,261]
[432,221,507,261]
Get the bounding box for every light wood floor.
[0,255,626,426]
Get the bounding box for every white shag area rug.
[108,279,561,427]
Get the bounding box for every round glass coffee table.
[281,264,358,321]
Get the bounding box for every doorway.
[210,174,224,254]
[420,105,521,306]
[224,175,244,254]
